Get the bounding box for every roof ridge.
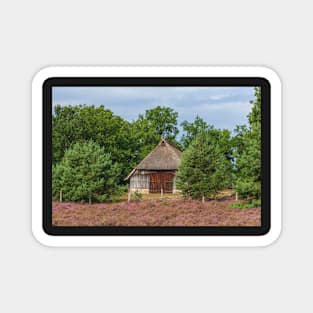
[135,140,163,169]
[161,138,182,152]
[125,138,182,180]
[125,139,164,180]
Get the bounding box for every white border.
[32,66,282,247]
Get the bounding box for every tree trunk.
[59,190,62,202]
[236,192,238,201]
[202,195,205,203]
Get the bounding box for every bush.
[235,179,261,199]
[231,199,261,209]
[133,191,143,201]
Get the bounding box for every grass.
[118,192,183,201]
[231,199,261,209]
[118,188,235,201]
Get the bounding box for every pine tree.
[52,140,123,203]
[180,116,211,149]
[234,87,261,199]
[176,130,230,202]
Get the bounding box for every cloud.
[52,86,255,132]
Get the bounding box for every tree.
[144,106,179,139]
[52,105,181,183]
[52,140,123,203]
[234,87,261,199]
[131,106,179,161]
[52,105,81,164]
[248,86,261,127]
[52,105,135,183]
[135,106,179,141]
[130,116,161,162]
[176,130,231,202]
[180,116,211,149]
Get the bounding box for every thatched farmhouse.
[125,139,182,194]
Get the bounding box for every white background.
[0,0,310,312]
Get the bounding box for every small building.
[125,139,182,194]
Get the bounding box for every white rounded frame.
[32,66,282,247]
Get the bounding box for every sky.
[52,86,255,134]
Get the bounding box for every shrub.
[134,191,143,201]
[235,179,261,199]
[231,199,261,209]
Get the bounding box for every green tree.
[52,105,135,183]
[52,140,123,203]
[52,105,180,182]
[234,87,261,199]
[176,130,231,202]
[144,106,179,139]
[52,105,80,163]
[131,106,180,161]
[131,116,161,162]
[180,116,211,149]
[248,86,261,127]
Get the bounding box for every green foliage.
[131,117,161,162]
[234,87,261,199]
[235,179,261,199]
[51,89,261,203]
[131,106,179,161]
[231,199,261,209]
[52,140,123,202]
[144,106,179,140]
[52,104,181,201]
[180,116,212,149]
[181,116,233,166]
[52,105,136,183]
[248,87,261,128]
[134,191,143,201]
[176,129,232,200]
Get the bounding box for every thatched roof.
[125,139,182,180]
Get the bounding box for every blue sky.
[52,86,255,134]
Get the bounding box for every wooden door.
[149,172,174,193]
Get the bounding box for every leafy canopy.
[52,105,136,183]
[131,106,179,160]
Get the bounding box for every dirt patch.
[52,199,261,227]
